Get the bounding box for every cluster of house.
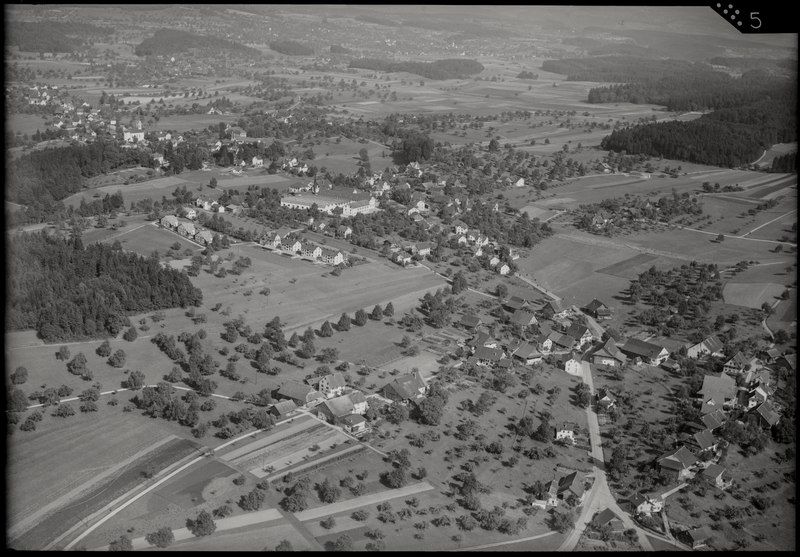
[195,196,244,215]
[531,468,590,509]
[281,181,379,217]
[457,296,614,370]
[159,213,215,245]
[267,370,429,437]
[259,228,347,266]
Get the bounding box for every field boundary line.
[445,530,557,551]
[53,444,204,551]
[8,435,177,541]
[265,444,366,482]
[293,481,434,521]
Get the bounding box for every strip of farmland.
[9,438,199,550]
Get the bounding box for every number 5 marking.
[750,12,762,29]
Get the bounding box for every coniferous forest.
[7,232,202,342]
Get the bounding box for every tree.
[145,527,174,548]
[330,534,353,552]
[123,327,138,342]
[416,397,445,425]
[383,466,408,488]
[337,313,351,331]
[320,320,334,337]
[319,347,339,364]
[354,308,368,326]
[96,341,111,357]
[371,304,383,320]
[56,346,70,361]
[188,510,216,537]
[385,401,409,424]
[383,302,395,317]
[109,535,133,551]
[496,284,508,299]
[451,271,467,294]
[126,370,146,390]
[549,510,574,533]
[67,352,88,375]
[716,234,725,242]
[8,388,29,412]
[239,488,266,511]
[53,403,76,418]
[11,366,28,385]
[108,349,127,368]
[317,477,342,503]
[274,540,293,551]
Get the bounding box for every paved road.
[741,209,797,238]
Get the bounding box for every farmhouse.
[177,222,196,237]
[687,335,725,359]
[510,309,538,327]
[382,371,427,403]
[691,429,718,454]
[591,509,624,533]
[620,338,669,366]
[194,230,214,245]
[555,422,578,443]
[281,235,302,253]
[160,215,179,229]
[340,414,368,435]
[629,493,663,516]
[544,331,575,352]
[591,339,627,367]
[541,299,569,319]
[564,356,583,376]
[596,388,617,412]
[460,313,483,330]
[685,526,712,549]
[556,470,585,500]
[316,392,369,424]
[701,408,726,431]
[498,263,511,275]
[752,401,780,428]
[473,346,505,366]
[277,381,325,407]
[512,342,542,365]
[269,400,297,418]
[196,197,214,211]
[698,373,737,414]
[702,463,730,490]
[658,446,697,481]
[316,372,346,398]
[565,323,593,349]
[183,207,197,220]
[503,296,528,311]
[582,298,612,320]
[723,352,750,375]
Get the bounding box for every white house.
[564,356,583,376]
[317,373,346,398]
[498,263,511,275]
[320,248,345,266]
[183,207,197,220]
[160,215,179,229]
[555,422,577,444]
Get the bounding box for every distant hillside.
[349,58,484,80]
[6,20,112,53]
[269,40,314,56]
[330,44,352,55]
[135,29,258,57]
[541,56,704,83]
[709,57,796,73]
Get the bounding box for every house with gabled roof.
[592,339,627,367]
[340,413,368,435]
[503,296,528,312]
[460,313,482,330]
[300,241,322,260]
[194,230,214,245]
[702,463,730,490]
[510,309,537,328]
[691,429,718,454]
[699,373,737,415]
[160,215,179,229]
[281,235,302,253]
[473,346,505,366]
[382,371,427,404]
[269,399,298,418]
[510,342,542,365]
[316,392,369,424]
[591,508,624,533]
[177,222,196,237]
[556,470,585,500]
[555,422,578,444]
[658,446,697,481]
[752,400,780,428]
[582,298,612,320]
[723,351,750,375]
[685,526,712,549]
[452,221,468,235]
[596,388,617,413]
[316,372,346,398]
[629,493,663,517]
[319,247,345,266]
[701,408,726,431]
[277,381,324,407]
[620,338,670,366]
[687,335,725,359]
[565,323,593,349]
[546,331,575,352]
[541,299,569,320]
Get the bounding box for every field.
[62,175,191,208]
[102,222,204,257]
[6,402,192,544]
[7,113,51,136]
[723,282,786,309]
[753,142,797,170]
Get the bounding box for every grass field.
[104,223,204,257]
[7,113,51,136]
[7,403,182,536]
[722,282,786,309]
[62,175,190,208]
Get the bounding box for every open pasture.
[62,175,190,208]
[7,403,183,540]
[754,142,797,170]
[103,223,204,257]
[722,282,785,309]
[7,113,50,136]
[164,522,313,551]
[191,244,445,332]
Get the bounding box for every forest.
[7,232,202,342]
[771,152,796,173]
[348,58,484,80]
[5,21,112,52]
[7,141,153,208]
[268,40,315,56]
[135,29,258,57]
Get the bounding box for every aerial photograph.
[4,3,796,552]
